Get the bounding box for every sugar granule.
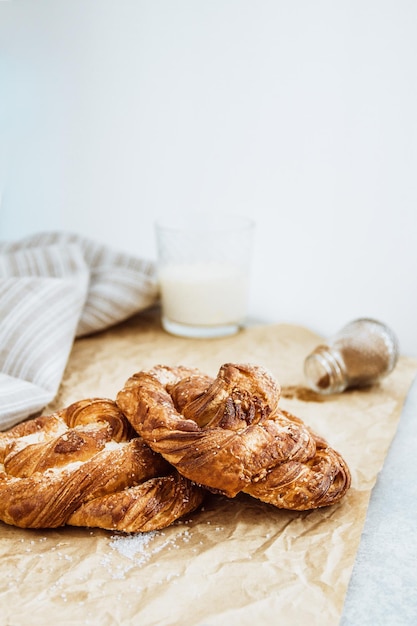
[105,527,194,577]
[110,531,158,560]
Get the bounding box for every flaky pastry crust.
[117,363,351,510]
[0,398,204,531]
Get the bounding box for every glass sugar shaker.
[304,318,400,394]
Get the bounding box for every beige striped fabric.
[0,232,159,429]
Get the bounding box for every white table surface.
[340,375,417,625]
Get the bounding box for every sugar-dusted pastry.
[0,398,204,531]
[117,364,351,510]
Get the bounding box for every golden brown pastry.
[117,363,351,510]
[0,398,204,531]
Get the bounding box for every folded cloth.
[0,232,159,430]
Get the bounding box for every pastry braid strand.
[117,363,351,510]
[0,398,204,531]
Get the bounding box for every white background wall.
[1,1,416,355]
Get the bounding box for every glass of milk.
[155,214,255,338]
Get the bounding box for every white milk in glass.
[159,262,248,327]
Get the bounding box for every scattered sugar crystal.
[108,531,159,567]
[103,527,195,577]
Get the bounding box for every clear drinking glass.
[155,214,255,338]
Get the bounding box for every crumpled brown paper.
[1,308,416,626]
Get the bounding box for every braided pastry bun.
[117,363,351,510]
[0,398,204,532]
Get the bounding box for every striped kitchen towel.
[0,232,159,430]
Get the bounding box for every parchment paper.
[1,308,416,626]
